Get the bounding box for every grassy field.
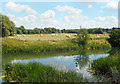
[8,33,109,41]
[2,33,111,54]
[8,33,76,41]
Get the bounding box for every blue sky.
[0,0,118,29]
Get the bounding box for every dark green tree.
[93,28,103,34]
[108,29,120,47]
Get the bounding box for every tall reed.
[3,62,87,82]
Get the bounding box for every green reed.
[3,62,87,82]
[91,50,120,82]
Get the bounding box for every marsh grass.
[91,50,120,82]
[3,62,87,82]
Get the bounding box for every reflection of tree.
[75,50,89,69]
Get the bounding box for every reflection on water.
[11,52,109,82]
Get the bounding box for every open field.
[8,33,109,41]
[2,33,111,54]
[8,33,76,41]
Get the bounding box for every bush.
[91,50,120,82]
[108,29,120,47]
[77,29,89,48]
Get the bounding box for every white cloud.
[39,10,57,26]
[14,15,37,28]
[6,14,15,18]
[88,5,92,8]
[10,4,117,29]
[55,5,82,15]
[95,16,118,22]
[64,16,70,22]
[6,2,37,15]
[39,10,55,19]
[55,5,88,22]
[101,0,118,10]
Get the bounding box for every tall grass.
[2,38,79,54]
[3,62,87,82]
[91,50,120,82]
[2,35,111,54]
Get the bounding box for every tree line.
[1,13,119,37]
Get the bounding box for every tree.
[1,14,16,37]
[108,29,120,47]
[93,28,103,34]
[77,29,89,47]
[17,28,22,34]
[19,26,28,34]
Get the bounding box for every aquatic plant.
[3,62,87,82]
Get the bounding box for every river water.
[2,49,113,82]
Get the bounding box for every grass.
[2,38,79,54]
[3,62,87,82]
[2,33,111,54]
[91,49,120,82]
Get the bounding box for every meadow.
[2,33,111,54]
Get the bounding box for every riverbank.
[3,62,87,82]
[91,49,120,82]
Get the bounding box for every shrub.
[77,29,89,48]
[108,29,120,47]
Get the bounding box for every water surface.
[3,49,110,82]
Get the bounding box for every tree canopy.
[1,14,16,37]
[108,29,120,47]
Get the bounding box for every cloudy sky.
[0,0,119,29]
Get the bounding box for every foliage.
[77,29,89,47]
[16,26,28,34]
[91,49,120,82]
[93,28,103,34]
[3,62,87,82]
[0,14,16,37]
[108,29,120,47]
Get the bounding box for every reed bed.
[3,62,87,82]
[91,50,120,82]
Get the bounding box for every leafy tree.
[108,29,120,47]
[19,26,28,34]
[93,28,103,34]
[77,29,89,47]
[1,14,16,37]
[17,28,22,34]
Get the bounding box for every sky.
[0,0,119,29]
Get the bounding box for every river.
[2,49,114,82]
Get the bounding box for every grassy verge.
[3,62,87,82]
[91,49,120,82]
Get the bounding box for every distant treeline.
[1,13,119,37]
[16,26,118,34]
